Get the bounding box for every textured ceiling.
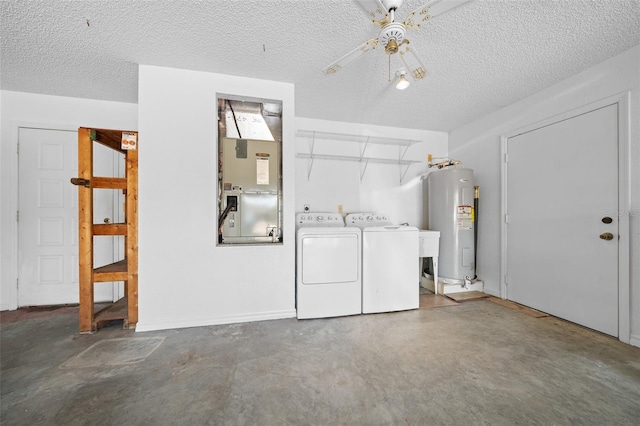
[2,0,639,131]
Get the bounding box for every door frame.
[8,121,121,309]
[500,92,631,344]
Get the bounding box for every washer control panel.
[296,213,345,228]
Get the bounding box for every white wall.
[295,118,448,228]
[136,65,296,331]
[0,91,137,311]
[449,45,640,346]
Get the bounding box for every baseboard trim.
[0,303,17,312]
[135,309,297,332]
[482,287,501,297]
[629,334,640,348]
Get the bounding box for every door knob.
[599,232,614,241]
[103,218,111,224]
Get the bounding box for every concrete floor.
[2,298,640,425]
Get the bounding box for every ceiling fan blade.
[355,0,390,26]
[403,0,472,29]
[322,38,379,75]
[399,39,428,80]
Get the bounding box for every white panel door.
[18,128,116,306]
[506,104,618,336]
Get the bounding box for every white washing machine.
[345,213,419,314]
[296,213,362,319]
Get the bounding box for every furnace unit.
[220,137,280,244]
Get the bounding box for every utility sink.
[419,230,440,257]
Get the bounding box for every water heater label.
[457,206,473,230]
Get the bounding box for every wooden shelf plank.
[94,259,127,282]
[92,176,127,189]
[93,272,127,283]
[90,129,129,154]
[93,297,128,328]
[94,259,127,273]
[94,272,128,282]
[93,223,127,235]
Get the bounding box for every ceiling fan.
[322,0,471,84]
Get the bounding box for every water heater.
[425,168,475,282]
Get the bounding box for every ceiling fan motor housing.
[382,0,404,11]
[379,22,406,54]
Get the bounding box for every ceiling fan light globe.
[396,75,410,90]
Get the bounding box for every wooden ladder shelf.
[74,128,138,332]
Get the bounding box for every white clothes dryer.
[345,213,419,314]
[296,213,362,319]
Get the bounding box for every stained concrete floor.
[2,298,640,425]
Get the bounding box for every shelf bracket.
[309,131,316,157]
[307,157,315,181]
[307,132,316,181]
[360,159,369,182]
[360,137,370,161]
[359,137,370,182]
[399,144,410,161]
[399,145,411,184]
[400,164,411,184]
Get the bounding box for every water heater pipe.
[473,185,480,280]
[428,157,462,169]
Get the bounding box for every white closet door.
[18,128,115,306]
